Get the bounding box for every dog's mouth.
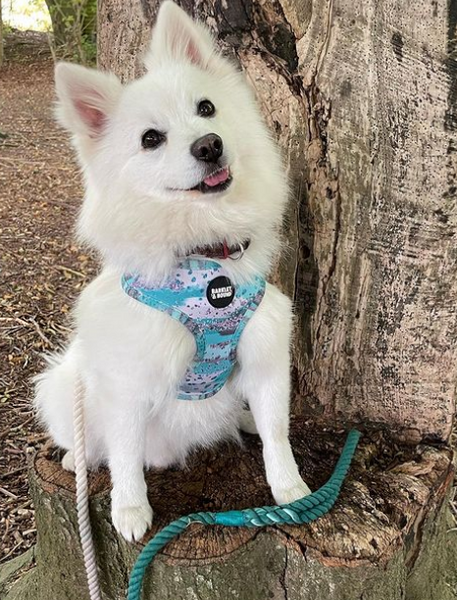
[188,166,232,194]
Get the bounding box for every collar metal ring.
[228,242,245,261]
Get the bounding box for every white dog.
[35,1,311,542]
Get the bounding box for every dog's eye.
[141,129,165,149]
[197,100,216,118]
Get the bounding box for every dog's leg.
[144,419,181,470]
[34,342,80,453]
[236,286,311,504]
[103,388,153,542]
[239,409,258,435]
[62,450,75,472]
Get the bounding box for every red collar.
[189,240,250,260]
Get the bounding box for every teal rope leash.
[127,429,361,600]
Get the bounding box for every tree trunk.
[5,2,456,599]
[0,0,3,68]
[3,424,456,600]
[98,0,457,444]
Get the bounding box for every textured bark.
[0,0,3,68]
[3,425,456,600]
[97,0,457,443]
[9,2,453,599]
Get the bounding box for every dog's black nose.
[191,134,223,163]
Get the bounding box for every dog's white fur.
[34,1,310,542]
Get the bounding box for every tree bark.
[3,424,456,600]
[5,2,456,599]
[98,0,457,444]
[0,0,3,68]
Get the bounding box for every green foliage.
[80,32,96,64]
[45,0,96,65]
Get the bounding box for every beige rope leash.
[73,376,102,600]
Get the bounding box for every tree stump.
[4,420,456,600]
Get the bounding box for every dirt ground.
[0,30,96,563]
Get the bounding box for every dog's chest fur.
[73,268,269,463]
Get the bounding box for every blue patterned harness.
[122,258,265,400]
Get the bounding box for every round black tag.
[206,276,235,308]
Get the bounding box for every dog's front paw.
[272,480,312,505]
[112,503,153,542]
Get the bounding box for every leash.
[73,378,361,600]
[74,377,102,600]
[127,429,361,600]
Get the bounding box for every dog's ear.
[55,62,122,139]
[145,1,216,71]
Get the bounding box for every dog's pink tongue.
[203,167,229,187]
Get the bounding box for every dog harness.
[122,258,265,400]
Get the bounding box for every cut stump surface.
[6,419,456,600]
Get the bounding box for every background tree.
[0,0,3,67]
[45,0,96,63]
